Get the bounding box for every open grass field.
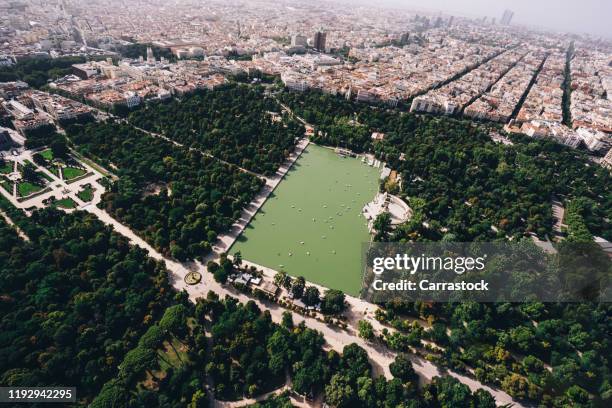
[231,144,380,295]
[62,166,87,181]
[18,182,43,197]
[0,161,13,174]
[55,197,77,209]
[40,149,54,161]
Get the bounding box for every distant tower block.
[501,9,514,25]
[146,46,155,63]
[313,31,327,52]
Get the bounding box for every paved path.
[0,210,29,241]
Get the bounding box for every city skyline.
[349,0,612,38]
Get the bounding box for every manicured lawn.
[40,149,54,161]
[77,186,94,202]
[18,182,43,197]
[55,197,77,209]
[62,166,87,181]
[0,161,13,174]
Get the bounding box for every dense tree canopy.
[66,121,264,260]
[0,56,87,87]
[280,89,611,241]
[129,84,305,175]
[0,209,174,404]
[280,89,611,406]
[380,300,611,407]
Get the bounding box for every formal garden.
[32,143,89,182]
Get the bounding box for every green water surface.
[231,144,380,295]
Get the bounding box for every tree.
[291,276,306,299]
[159,304,187,335]
[432,376,473,407]
[325,374,356,407]
[189,389,207,408]
[356,376,375,407]
[32,153,47,166]
[90,379,127,408]
[340,344,371,381]
[267,329,294,376]
[473,389,496,408]
[21,163,40,183]
[220,257,234,275]
[207,261,220,273]
[389,353,417,384]
[281,311,293,329]
[119,347,157,381]
[138,325,165,350]
[213,267,229,284]
[501,373,530,399]
[357,320,374,341]
[565,385,589,405]
[373,212,392,241]
[321,289,346,315]
[274,271,289,288]
[303,286,320,307]
[233,251,243,267]
[50,139,69,159]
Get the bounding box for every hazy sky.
[359,0,611,38]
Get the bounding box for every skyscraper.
[146,46,155,63]
[313,31,327,52]
[501,9,514,25]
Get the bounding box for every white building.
[577,127,610,153]
[410,96,439,113]
[356,89,375,103]
[188,47,204,57]
[0,55,14,66]
[123,91,141,108]
[281,73,308,92]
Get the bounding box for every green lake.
[231,144,380,296]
